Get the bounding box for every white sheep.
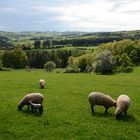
[18,93,44,111]
[89,92,116,113]
[39,79,45,89]
[115,94,131,119]
[29,101,43,113]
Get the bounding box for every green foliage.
[42,40,52,49]
[130,49,139,65]
[26,49,71,68]
[0,59,2,68]
[34,40,41,49]
[115,53,133,73]
[2,47,28,68]
[44,61,56,72]
[65,66,80,73]
[93,50,115,74]
[68,54,93,72]
[0,60,11,71]
[119,53,132,68]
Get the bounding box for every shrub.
[0,60,2,68]
[65,66,80,73]
[44,61,56,72]
[119,66,133,73]
[25,66,31,72]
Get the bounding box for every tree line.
[0,39,140,74]
[67,39,140,74]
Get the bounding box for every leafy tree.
[93,50,115,74]
[34,40,41,49]
[2,47,28,68]
[2,51,14,68]
[130,49,139,65]
[44,61,56,72]
[119,53,132,68]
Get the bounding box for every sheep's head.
[18,105,22,111]
[115,108,122,119]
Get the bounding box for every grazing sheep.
[115,94,131,119]
[39,79,45,89]
[89,92,116,113]
[18,93,44,111]
[29,101,43,113]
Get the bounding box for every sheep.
[18,93,44,111]
[39,79,45,89]
[89,92,116,113]
[115,94,131,119]
[29,101,43,113]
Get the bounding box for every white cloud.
[1,0,140,31]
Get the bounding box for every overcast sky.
[0,0,140,32]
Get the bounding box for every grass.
[0,68,140,140]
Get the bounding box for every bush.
[119,66,133,73]
[44,61,56,72]
[115,53,133,73]
[0,60,3,68]
[65,67,75,73]
[25,66,31,72]
[65,66,80,73]
[0,67,11,71]
[85,66,94,73]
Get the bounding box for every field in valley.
[0,68,140,140]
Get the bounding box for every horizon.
[0,29,140,33]
[0,0,140,32]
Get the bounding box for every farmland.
[0,67,140,140]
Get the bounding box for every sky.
[0,0,140,32]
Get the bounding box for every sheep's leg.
[31,107,33,112]
[91,106,94,113]
[35,108,36,112]
[124,111,127,115]
[27,105,29,110]
[105,107,109,113]
[39,106,43,113]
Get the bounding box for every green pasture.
[0,67,140,140]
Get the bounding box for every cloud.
[0,0,140,31]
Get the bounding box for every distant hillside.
[0,30,140,48]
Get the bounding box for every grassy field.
[0,68,140,140]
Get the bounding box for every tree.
[34,40,41,49]
[44,61,56,72]
[93,50,115,74]
[42,40,53,49]
[130,49,139,65]
[2,47,28,68]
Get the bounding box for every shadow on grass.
[91,112,136,122]
[91,111,114,118]
[116,114,136,122]
[19,109,43,117]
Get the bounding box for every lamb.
[115,94,131,119]
[18,93,44,111]
[89,92,116,113]
[39,79,45,89]
[29,101,43,113]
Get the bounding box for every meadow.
[0,67,140,140]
